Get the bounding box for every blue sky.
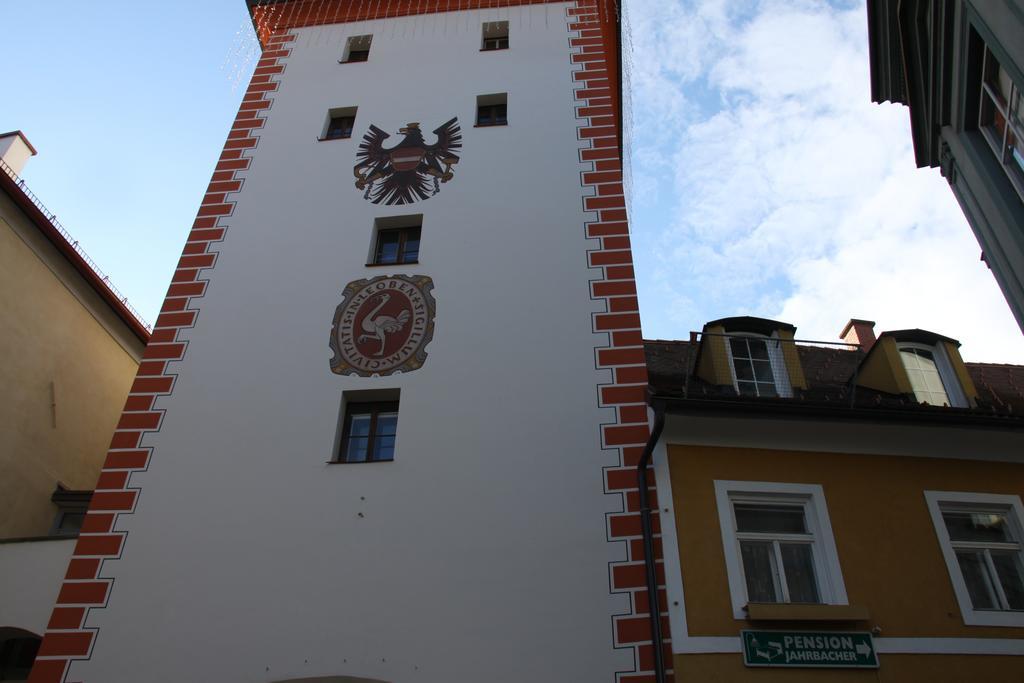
[4,1,256,329]
[4,1,1022,361]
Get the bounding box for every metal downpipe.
[637,404,667,682]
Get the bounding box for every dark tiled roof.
[644,340,1024,421]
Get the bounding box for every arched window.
[897,343,965,407]
[0,628,42,681]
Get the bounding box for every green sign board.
[742,630,879,669]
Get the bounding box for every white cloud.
[629,0,1024,363]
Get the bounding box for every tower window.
[374,226,421,265]
[476,93,508,127]
[482,21,509,51]
[339,401,399,463]
[342,35,372,63]
[321,107,357,141]
[369,215,422,266]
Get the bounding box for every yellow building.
[641,316,1024,682]
[0,131,148,678]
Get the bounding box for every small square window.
[322,107,357,141]
[338,400,399,463]
[715,481,848,619]
[374,226,420,265]
[50,485,91,537]
[369,215,422,266]
[926,491,1024,627]
[482,21,509,51]
[342,35,372,63]
[476,93,508,127]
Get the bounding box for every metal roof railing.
[0,156,152,332]
[680,332,865,408]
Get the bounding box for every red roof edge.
[0,169,151,345]
[0,130,39,156]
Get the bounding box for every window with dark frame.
[338,401,399,463]
[50,486,91,537]
[476,94,508,126]
[54,511,86,536]
[482,21,509,51]
[374,225,421,265]
[325,115,355,140]
[321,106,358,142]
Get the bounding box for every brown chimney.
[840,319,876,351]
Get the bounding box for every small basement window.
[482,21,509,51]
[369,215,422,266]
[336,390,400,463]
[342,35,372,63]
[322,107,357,141]
[50,485,91,537]
[476,93,508,127]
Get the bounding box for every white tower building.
[30,2,667,681]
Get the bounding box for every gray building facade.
[867,0,1024,331]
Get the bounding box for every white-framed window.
[897,342,967,407]
[978,45,1024,203]
[725,333,793,398]
[925,491,1024,627]
[715,481,848,620]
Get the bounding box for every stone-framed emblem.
[329,274,436,377]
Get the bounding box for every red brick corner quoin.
[568,1,675,681]
[27,30,296,683]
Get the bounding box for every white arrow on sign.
[856,642,872,657]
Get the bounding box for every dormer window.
[694,317,805,399]
[897,343,967,407]
[727,335,793,398]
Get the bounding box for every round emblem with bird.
[329,275,436,376]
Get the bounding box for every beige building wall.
[0,191,143,539]
[667,443,1024,681]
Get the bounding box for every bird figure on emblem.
[357,294,411,356]
[353,118,461,205]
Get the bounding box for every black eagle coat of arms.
[353,118,462,205]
